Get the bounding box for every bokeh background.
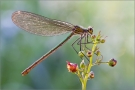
[0,1,134,90]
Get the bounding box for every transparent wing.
[12,11,75,36]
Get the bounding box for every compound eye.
[88,26,93,34]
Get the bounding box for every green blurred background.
[0,1,134,90]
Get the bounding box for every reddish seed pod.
[87,50,92,57]
[66,61,78,72]
[91,34,96,39]
[108,58,117,67]
[89,71,94,79]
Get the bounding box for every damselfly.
[12,11,93,76]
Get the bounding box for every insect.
[12,11,93,76]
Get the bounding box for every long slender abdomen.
[21,32,74,76]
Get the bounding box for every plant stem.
[81,43,97,90]
[82,81,86,90]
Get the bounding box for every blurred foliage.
[0,1,134,90]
